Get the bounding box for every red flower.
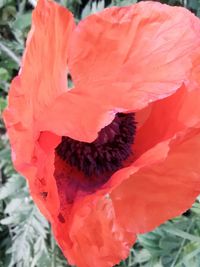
[3,0,200,266]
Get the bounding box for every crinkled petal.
[3,1,200,267]
[69,2,200,110]
[53,198,136,267]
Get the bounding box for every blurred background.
[1,0,200,266]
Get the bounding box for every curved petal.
[3,77,35,173]
[44,129,200,267]
[37,92,117,142]
[77,84,200,197]
[135,84,200,157]
[53,198,135,267]
[69,2,200,111]
[3,1,200,267]
[25,131,136,267]
[29,131,61,220]
[3,0,76,172]
[46,87,200,267]
[111,129,200,234]
[20,0,75,117]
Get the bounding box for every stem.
[0,42,21,66]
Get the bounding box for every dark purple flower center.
[56,113,136,177]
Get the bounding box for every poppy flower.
[3,0,200,266]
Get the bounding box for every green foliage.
[1,0,200,267]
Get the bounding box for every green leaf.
[13,12,32,31]
[163,226,200,243]
[0,67,9,81]
[0,175,25,200]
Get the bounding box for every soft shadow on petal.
[110,129,200,234]
[134,85,200,157]
[88,84,200,195]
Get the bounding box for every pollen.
[56,113,136,176]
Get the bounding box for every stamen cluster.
[56,113,136,176]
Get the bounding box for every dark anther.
[58,213,65,223]
[56,113,136,177]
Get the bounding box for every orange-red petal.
[3,1,200,267]
[54,198,136,267]
[3,0,76,173]
[37,92,116,142]
[69,2,200,111]
[111,129,200,234]
[21,0,75,115]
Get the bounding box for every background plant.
[1,0,200,266]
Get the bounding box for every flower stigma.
[56,113,136,177]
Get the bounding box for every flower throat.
[56,113,136,177]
